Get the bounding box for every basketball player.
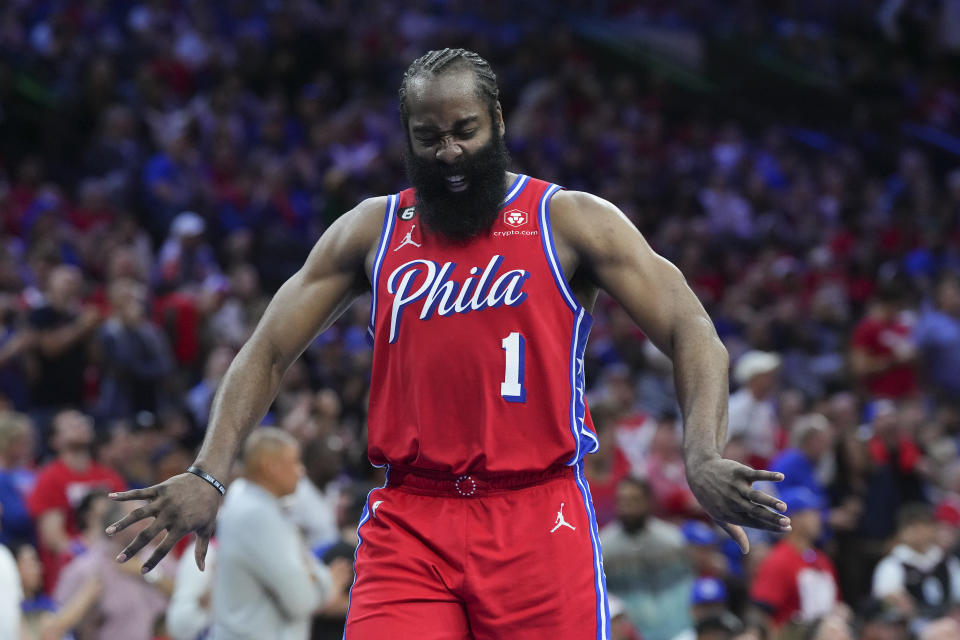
[106,49,790,639]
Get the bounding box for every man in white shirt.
[288,436,345,550]
[873,503,960,632]
[167,538,218,640]
[727,351,781,467]
[211,428,336,640]
[0,536,22,640]
[600,476,693,640]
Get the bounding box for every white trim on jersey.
[367,195,400,343]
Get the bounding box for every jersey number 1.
[501,332,526,403]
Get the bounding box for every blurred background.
[2,1,960,639]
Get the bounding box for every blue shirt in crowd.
[914,309,960,396]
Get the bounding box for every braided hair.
[398,48,499,128]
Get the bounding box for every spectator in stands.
[646,418,699,518]
[16,541,101,640]
[872,503,960,629]
[186,345,235,428]
[683,521,725,579]
[55,496,172,640]
[850,283,918,399]
[311,541,359,640]
[855,599,909,640]
[584,403,630,529]
[290,434,346,551]
[213,428,345,640]
[167,464,247,640]
[601,476,692,640]
[27,409,125,592]
[921,618,960,640]
[808,610,856,640]
[93,278,174,421]
[859,400,927,545]
[0,290,34,410]
[771,413,861,535]
[0,411,36,548]
[141,124,203,236]
[166,535,217,640]
[84,104,143,204]
[914,274,960,400]
[596,364,657,478]
[207,263,268,348]
[749,487,840,630]
[672,576,742,640]
[609,594,643,640]
[0,520,20,640]
[155,210,223,298]
[27,265,102,414]
[727,351,782,469]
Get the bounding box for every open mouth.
[444,175,468,192]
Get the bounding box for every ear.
[495,101,505,136]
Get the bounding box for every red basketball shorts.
[344,462,611,639]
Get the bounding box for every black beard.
[620,514,648,535]
[403,131,509,243]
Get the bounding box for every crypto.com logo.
[503,210,528,227]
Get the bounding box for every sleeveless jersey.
[367,175,599,474]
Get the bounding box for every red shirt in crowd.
[850,316,917,398]
[750,540,840,627]
[27,459,126,591]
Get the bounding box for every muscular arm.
[551,191,788,550]
[551,190,729,459]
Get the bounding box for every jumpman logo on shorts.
[550,502,576,533]
[394,225,422,251]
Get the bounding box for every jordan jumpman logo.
[394,224,422,251]
[551,502,576,533]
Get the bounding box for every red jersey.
[750,540,840,626]
[27,459,126,592]
[367,175,598,474]
[850,316,917,398]
[27,459,126,534]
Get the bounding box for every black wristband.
[186,466,226,496]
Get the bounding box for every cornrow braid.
[398,48,499,128]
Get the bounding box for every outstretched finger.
[716,521,749,554]
[747,469,785,483]
[194,532,211,571]
[117,521,165,563]
[142,529,182,573]
[745,488,787,513]
[109,486,160,502]
[105,503,160,536]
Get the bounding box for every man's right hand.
[106,472,222,572]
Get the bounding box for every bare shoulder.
[301,196,390,277]
[548,189,646,262]
[323,196,390,254]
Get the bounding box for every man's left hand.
[685,455,789,554]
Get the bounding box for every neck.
[786,533,813,552]
[62,452,91,472]
[905,541,930,554]
[247,475,285,499]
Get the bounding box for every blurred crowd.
[2,1,960,640]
